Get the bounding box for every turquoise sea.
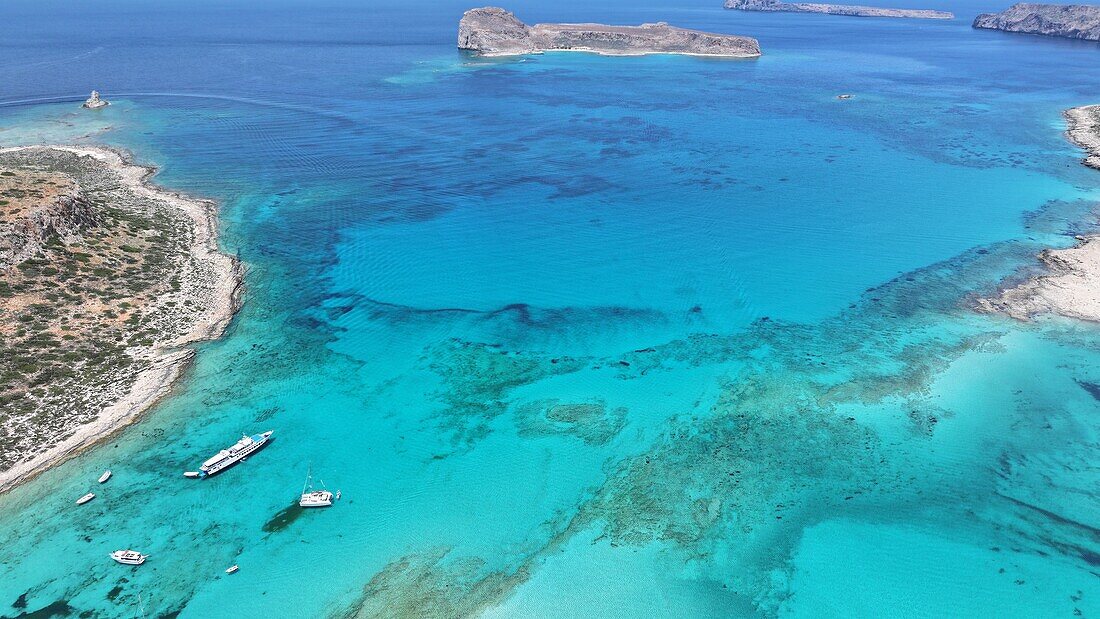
[1,0,1099,616]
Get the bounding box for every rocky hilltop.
[458,7,762,57]
[724,0,953,19]
[973,3,1100,40]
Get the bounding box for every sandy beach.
[978,105,1100,322]
[0,145,242,494]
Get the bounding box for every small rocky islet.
[458,6,762,58]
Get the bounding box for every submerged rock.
[458,7,762,57]
[973,3,1100,41]
[724,0,953,19]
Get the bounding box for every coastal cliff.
[724,0,953,19]
[979,106,1100,322]
[458,7,762,57]
[973,3,1100,40]
[0,146,242,493]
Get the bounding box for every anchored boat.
[76,492,95,505]
[110,550,148,566]
[299,465,333,508]
[98,470,112,484]
[190,431,274,478]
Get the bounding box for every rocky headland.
[724,0,953,19]
[973,3,1100,40]
[458,7,762,57]
[0,145,242,493]
[979,106,1100,322]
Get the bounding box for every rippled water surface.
[1,0,1098,616]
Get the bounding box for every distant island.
[724,0,953,19]
[458,7,762,57]
[973,3,1100,41]
[0,146,241,493]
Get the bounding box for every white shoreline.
[978,106,1100,322]
[477,47,761,58]
[0,145,243,494]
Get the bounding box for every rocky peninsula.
[458,7,762,57]
[0,146,242,493]
[973,3,1100,40]
[979,105,1100,322]
[724,0,953,19]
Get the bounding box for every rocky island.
[82,90,109,110]
[979,105,1100,322]
[972,4,1100,41]
[0,146,241,493]
[724,0,953,19]
[458,7,762,57]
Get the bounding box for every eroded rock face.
[724,0,953,19]
[458,6,762,57]
[973,3,1100,41]
[457,7,537,55]
[0,173,97,269]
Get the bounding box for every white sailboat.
[299,466,333,508]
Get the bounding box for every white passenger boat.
[98,470,112,484]
[191,430,274,478]
[76,492,95,505]
[183,471,200,478]
[299,466,333,508]
[110,550,148,566]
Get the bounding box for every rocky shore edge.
[0,145,243,494]
[724,0,953,20]
[972,3,1100,41]
[977,105,1100,323]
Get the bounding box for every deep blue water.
[0,1,1099,617]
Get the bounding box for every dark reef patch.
[2,600,73,619]
[514,399,627,445]
[425,339,588,451]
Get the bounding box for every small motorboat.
[98,470,112,484]
[183,471,200,479]
[110,550,148,566]
[225,565,239,575]
[76,492,96,505]
[335,490,341,501]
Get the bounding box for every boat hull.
[198,432,273,478]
